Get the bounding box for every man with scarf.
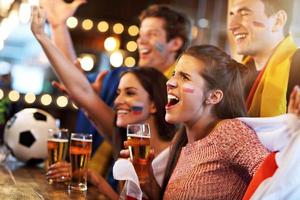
[228,0,299,199]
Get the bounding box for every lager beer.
[47,128,69,184]
[69,133,92,192]
[47,138,69,166]
[126,123,151,184]
[127,135,150,183]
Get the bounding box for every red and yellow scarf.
[244,36,298,117]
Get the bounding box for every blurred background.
[1,0,300,133]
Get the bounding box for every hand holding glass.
[47,128,69,184]
[126,123,151,184]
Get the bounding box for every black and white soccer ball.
[4,108,57,165]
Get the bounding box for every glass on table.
[68,133,92,192]
[47,128,69,184]
[126,123,151,184]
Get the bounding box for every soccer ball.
[4,108,58,165]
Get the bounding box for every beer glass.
[47,128,69,184]
[68,133,92,192]
[126,123,151,184]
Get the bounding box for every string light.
[8,90,20,102]
[97,21,109,32]
[24,92,36,104]
[56,96,68,108]
[0,89,4,100]
[79,54,95,71]
[82,19,94,30]
[66,16,78,29]
[124,57,136,67]
[126,41,137,52]
[128,25,139,36]
[104,37,119,51]
[0,89,78,109]
[110,51,123,67]
[113,23,124,34]
[41,94,52,106]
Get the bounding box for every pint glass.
[68,133,92,192]
[47,128,69,184]
[126,123,151,184]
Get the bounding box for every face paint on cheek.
[131,102,144,115]
[182,83,195,94]
[154,42,165,53]
[252,20,265,28]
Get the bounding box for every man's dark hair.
[261,0,294,36]
[139,4,192,57]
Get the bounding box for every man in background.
[228,0,298,117]
[228,0,299,198]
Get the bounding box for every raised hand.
[31,6,47,39]
[91,70,109,95]
[51,58,109,96]
[288,85,300,117]
[40,0,86,27]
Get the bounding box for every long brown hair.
[114,67,177,156]
[160,45,248,197]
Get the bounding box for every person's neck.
[253,36,285,71]
[185,113,219,144]
[157,55,176,73]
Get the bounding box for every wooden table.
[0,160,108,200]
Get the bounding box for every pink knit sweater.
[164,119,269,200]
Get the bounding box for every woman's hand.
[31,6,47,40]
[40,0,86,28]
[87,170,119,200]
[288,85,300,117]
[120,144,161,199]
[46,161,71,183]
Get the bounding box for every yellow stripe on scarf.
[248,36,297,117]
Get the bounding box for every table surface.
[0,160,108,200]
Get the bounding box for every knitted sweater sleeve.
[215,119,269,176]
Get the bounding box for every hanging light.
[128,25,139,36]
[113,23,124,34]
[40,94,52,106]
[66,16,78,29]
[97,21,109,32]
[110,51,123,67]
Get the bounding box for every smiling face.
[165,55,209,125]
[114,73,156,128]
[228,0,278,56]
[137,17,177,70]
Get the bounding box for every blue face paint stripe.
[155,42,165,53]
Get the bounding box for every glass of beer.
[126,123,151,184]
[47,128,69,184]
[68,133,92,192]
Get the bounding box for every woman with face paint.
[31,7,176,199]
[160,45,269,200]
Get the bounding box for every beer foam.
[48,138,68,143]
[127,134,150,138]
[71,138,92,142]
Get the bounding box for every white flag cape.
[239,114,300,200]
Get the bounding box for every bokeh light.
[110,51,123,67]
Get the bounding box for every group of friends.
[30,0,300,199]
